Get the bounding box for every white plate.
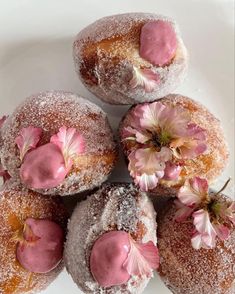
[0,1,234,293]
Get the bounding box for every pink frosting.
[140,20,177,66]
[20,143,68,189]
[16,218,64,273]
[90,231,131,287]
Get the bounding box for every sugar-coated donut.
[119,94,229,194]
[0,91,117,196]
[73,13,188,105]
[157,185,235,294]
[65,183,159,293]
[0,183,67,294]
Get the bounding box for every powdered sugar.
[0,183,67,294]
[157,194,235,294]
[0,91,117,196]
[119,94,229,193]
[73,13,188,104]
[65,183,157,293]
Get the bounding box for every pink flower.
[192,209,217,249]
[15,126,43,161]
[163,162,182,181]
[50,126,85,168]
[174,199,194,222]
[128,147,171,191]
[130,67,160,93]
[123,235,159,277]
[122,102,207,191]
[0,115,8,128]
[178,177,208,207]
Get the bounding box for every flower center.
[151,130,171,149]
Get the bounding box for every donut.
[119,94,229,194]
[157,177,235,294]
[0,183,67,294]
[65,183,159,293]
[73,13,188,105]
[0,91,117,196]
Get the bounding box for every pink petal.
[191,232,215,250]
[0,115,8,128]
[135,173,162,191]
[134,147,171,174]
[15,126,43,161]
[192,209,217,239]
[187,123,207,141]
[130,67,160,93]
[123,236,159,277]
[213,224,230,241]
[190,177,209,196]
[159,106,191,138]
[122,126,151,144]
[50,126,85,168]
[174,199,194,222]
[224,202,235,225]
[139,102,166,131]
[163,162,181,181]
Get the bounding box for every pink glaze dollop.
[20,143,68,189]
[90,231,131,287]
[140,20,177,66]
[16,218,64,273]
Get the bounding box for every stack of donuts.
[0,13,234,294]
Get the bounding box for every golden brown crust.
[0,184,67,294]
[157,196,235,294]
[74,13,188,104]
[0,91,117,196]
[119,94,229,194]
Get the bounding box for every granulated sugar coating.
[65,183,157,294]
[0,91,117,196]
[73,13,188,104]
[0,183,67,294]
[157,195,235,294]
[119,94,229,194]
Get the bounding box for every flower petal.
[177,177,208,207]
[122,126,151,144]
[163,162,181,181]
[223,202,235,225]
[213,224,230,241]
[130,67,160,93]
[192,209,217,242]
[50,126,85,168]
[191,232,215,250]
[174,199,194,222]
[134,147,171,174]
[123,236,159,277]
[15,126,43,161]
[138,102,166,131]
[0,115,8,128]
[135,173,163,192]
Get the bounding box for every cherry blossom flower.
[15,126,42,161]
[123,235,159,277]
[50,126,85,168]
[130,67,160,93]
[174,177,235,250]
[122,102,207,191]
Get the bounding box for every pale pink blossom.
[130,67,160,93]
[128,147,171,191]
[178,177,208,207]
[15,126,42,161]
[192,209,217,249]
[163,162,182,181]
[50,126,85,168]
[174,199,194,222]
[213,224,230,241]
[123,235,159,277]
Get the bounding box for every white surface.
[0,0,234,293]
